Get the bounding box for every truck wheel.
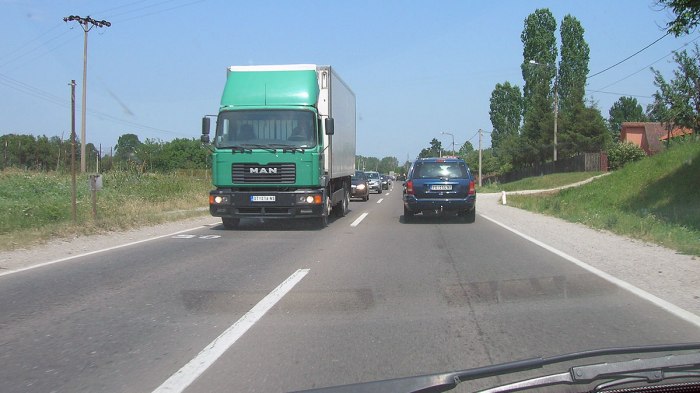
[334,191,349,217]
[318,196,331,228]
[222,217,240,229]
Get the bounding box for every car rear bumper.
[403,195,476,213]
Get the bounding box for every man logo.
[250,167,278,174]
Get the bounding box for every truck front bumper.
[209,189,326,219]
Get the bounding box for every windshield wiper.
[268,144,307,153]
[482,351,700,393]
[292,343,700,393]
[238,144,278,153]
[227,145,252,153]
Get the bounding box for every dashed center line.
[350,212,369,227]
[152,268,310,393]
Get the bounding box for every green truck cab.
[201,64,356,229]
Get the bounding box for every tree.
[489,82,522,150]
[418,138,443,158]
[657,0,700,36]
[378,156,399,174]
[648,43,700,135]
[458,141,474,158]
[114,133,141,162]
[558,15,589,121]
[158,138,209,171]
[521,8,558,164]
[608,97,647,138]
[558,102,611,155]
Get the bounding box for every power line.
[594,34,700,91]
[587,32,670,78]
[585,89,653,99]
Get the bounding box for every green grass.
[508,141,700,256]
[0,169,212,250]
[478,171,602,193]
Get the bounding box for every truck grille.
[232,163,296,184]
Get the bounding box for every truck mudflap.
[209,189,327,219]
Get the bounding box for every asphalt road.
[1,185,699,393]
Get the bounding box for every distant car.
[402,157,476,223]
[351,171,369,201]
[364,171,382,194]
[380,175,390,190]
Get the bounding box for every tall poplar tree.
[521,8,557,164]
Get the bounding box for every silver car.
[364,171,383,194]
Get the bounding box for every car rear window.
[413,162,467,179]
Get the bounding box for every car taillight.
[468,180,475,195]
[405,180,414,195]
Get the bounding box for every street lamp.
[528,60,558,162]
[441,131,455,156]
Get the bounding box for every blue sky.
[1,0,698,161]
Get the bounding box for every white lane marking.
[376,198,384,204]
[480,214,700,328]
[152,268,310,393]
[350,212,369,227]
[0,223,220,278]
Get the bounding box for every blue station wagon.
[402,157,476,222]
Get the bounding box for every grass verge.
[0,170,212,251]
[508,141,700,256]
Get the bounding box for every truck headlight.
[209,195,229,205]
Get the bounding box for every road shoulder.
[478,192,700,319]
[0,216,218,273]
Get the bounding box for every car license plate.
[430,184,452,191]
[250,195,275,202]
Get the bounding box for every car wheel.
[363,193,369,201]
[403,206,414,222]
[461,208,476,223]
[378,188,382,194]
[222,217,240,229]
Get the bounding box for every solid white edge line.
[350,212,369,227]
[480,214,700,328]
[0,223,220,278]
[152,268,310,393]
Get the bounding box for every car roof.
[414,157,465,163]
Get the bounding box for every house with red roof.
[620,122,694,155]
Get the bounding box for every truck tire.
[317,196,331,228]
[222,217,240,229]
[334,191,349,218]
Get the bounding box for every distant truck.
[201,64,356,228]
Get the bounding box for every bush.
[607,141,646,170]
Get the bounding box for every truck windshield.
[214,110,317,149]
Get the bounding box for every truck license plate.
[430,184,452,191]
[251,195,275,202]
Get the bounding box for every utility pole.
[63,15,111,173]
[70,80,77,224]
[553,78,558,162]
[478,129,483,187]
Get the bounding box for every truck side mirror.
[325,118,334,135]
[202,117,211,135]
[201,117,211,144]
